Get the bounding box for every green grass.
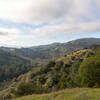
[13,88,100,100]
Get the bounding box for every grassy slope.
[14,88,100,100]
[0,49,95,100]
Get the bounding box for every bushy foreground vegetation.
[76,50,100,87]
[1,48,100,100]
[0,49,94,99]
[14,88,100,100]
[14,49,100,97]
[14,49,95,96]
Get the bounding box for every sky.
[0,0,100,47]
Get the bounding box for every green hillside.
[0,50,35,90]
[14,88,100,100]
[1,38,100,63]
[0,49,96,100]
[0,38,100,100]
[13,38,100,61]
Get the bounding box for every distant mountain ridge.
[0,38,100,62]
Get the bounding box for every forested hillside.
[0,48,97,100]
[0,49,35,90]
[0,38,100,100]
[12,38,100,61]
[1,38,100,62]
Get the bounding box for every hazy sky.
[0,0,100,47]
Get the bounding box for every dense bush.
[76,50,100,87]
[13,49,96,97]
[14,83,35,96]
[14,82,52,97]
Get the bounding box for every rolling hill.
[0,49,35,90]
[0,38,99,100]
[0,38,100,63]
[0,48,95,100]
[14,38,100,60]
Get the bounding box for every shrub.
[14,83,35,96]
[76,50,100,87]
[58,75,73,89]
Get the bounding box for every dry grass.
[13,88,100,100]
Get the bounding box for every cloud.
[0,27,21,36]
[0,20,100,47]
[0,0,99,24]
[30,21,100,39]
[0,32,8,35]
[0,27,24,47]
[0,0,100,47]
[0,27,49,47]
